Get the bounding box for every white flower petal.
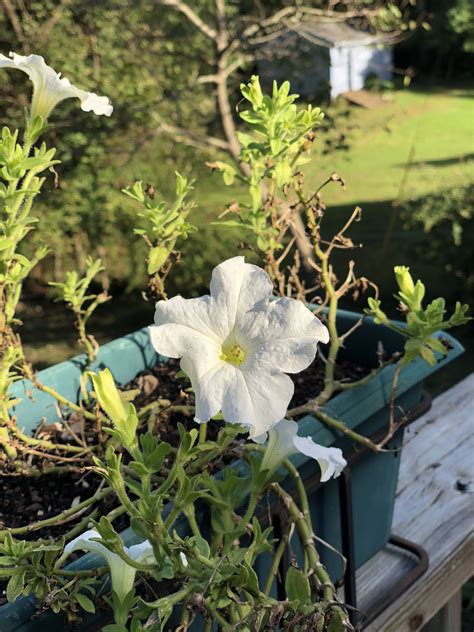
[75,89,114,115]
[127,540,154,565]
[150,296,225,391]
[292,436,347,482]
[221,358,295,436]
[0,52,112,119]
[152,295,225,345]
[150,321,221,368]
[259,418,298,471]
[210,257,273,337]
[64,530,137,601]
[242,298,329,373]
[191,361,234,423]
[64,529,104,556]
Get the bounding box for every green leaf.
[7,568,26,602]
[148,246,169,275]
[427,337,448,355]
[419,345,437,366]
[188,536,210,559]
[249,184,262,212]
[274,161,292,187]
[76,592,96,613]
[285,566,311,605]
[130,517,150,540]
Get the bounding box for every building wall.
[329,45,393,97]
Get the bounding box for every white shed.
[258,22,393,99]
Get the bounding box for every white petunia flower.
[256,418,347,482]
[0,52,113,119]
[149,257,329,437]
[64,530,154,602]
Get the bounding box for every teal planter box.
[1,309,463,630]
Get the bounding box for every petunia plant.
[0,54,470,632]
[213,76,471,451]
[0,54,112,467]
[122,174,197,300]
[49,257,111,363]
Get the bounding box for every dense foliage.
[1,0,425,293]
[403,185,474,303]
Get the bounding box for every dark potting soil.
[0,356,369,606]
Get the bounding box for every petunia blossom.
[64,530,154,602]
[149,257,329,437]
[0,52,113,120]
[256,418,347,482]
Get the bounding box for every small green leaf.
[419,346,437,366]
[188,536,210,559]
[6,568,26,602]
[148,246,169,275]
[285,566,311,605]
[427,337,447,355]
[76,592,96,613]
[274,161,292,187]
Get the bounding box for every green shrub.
[402,184,474,302]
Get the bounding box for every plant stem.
[286,406,380,453]
[6,417,90,454]
[270,482,336,604]
[32,381,98,421]
[0,487,111,541]
[282,458,311,523]
[315,247,339,405]
[263,521,291,595]
[184,505,202,538]
[334,354,401,391]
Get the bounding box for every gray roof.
[289,21,384,48]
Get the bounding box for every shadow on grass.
[396,152,474,168]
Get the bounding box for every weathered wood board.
[356,373,474,631]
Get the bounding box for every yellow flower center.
[220,343,246,366]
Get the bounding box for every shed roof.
[289,21,384,48]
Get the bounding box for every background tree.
[0,0,422,289]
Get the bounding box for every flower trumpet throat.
[220,343,246,366]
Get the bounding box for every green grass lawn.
[193,86,473,217]
[309,87,473,207]
[190,85,473,307]
[21,85,474,377]
[302,86,473,282]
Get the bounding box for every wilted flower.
[150,257,329,437]
[255,418,347,482]
[0,52,113,120]
[254,419,347,483]
[64,530,153,602]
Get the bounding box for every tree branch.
[1,0,24,42]
[156,0,217,41]
[36,0,73,47]
[152,115,230,153]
